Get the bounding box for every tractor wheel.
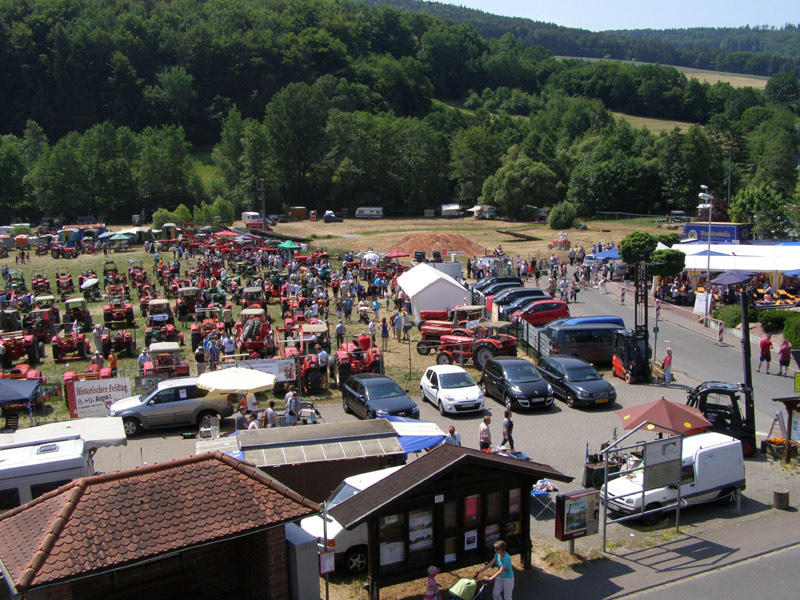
[84,315,93,329]
[78,341,87,359]
[51,248,60,259]
[436,352,453,366]
[38,341,46,358]
[472,342,496,370]
[126,312,135,327]
[27,340,40,365]
[337,364,351,389]
[370,359,382,374]
[102,343,111,358]
[191,333,201,352]
[51,345,60,361]
[308,368,321,392]
[416,340,432,356]
[625,372,632,384]
[126,341,135,357]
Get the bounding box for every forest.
[0,0,798,232]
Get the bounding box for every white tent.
[397,263,469,320]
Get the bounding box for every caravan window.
[0,488,20,511]
[31,480,71,499]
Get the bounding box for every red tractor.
[435,321,518,370]
[51,244,79,259]
[63,298,93,332]
[280,328,322,393]
[416,305,487,356]
[0,364,45,383]
[128,259,149,287]
[175,286,201,319]
[138,284,159,316]
[144,311,183,347]
[102,260,121,286]
[51,331,90,361]
[63,363,113,388]
[0,331,41,368]
[103,293,135,327]
[78,269,98,289]
[100,329,135,358]
[241,286,268,310]
[56,268,75,294]
[235,307,274,357]
[146,298,175,324]
[190,307,226,350]
[166,276,190,297]
[331,336,383,388]
[142,341,190,378]
[22,307,56,353]
[31,269,51,294]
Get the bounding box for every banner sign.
[221,358,296,382]
[70,377,132,418]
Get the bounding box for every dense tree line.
[0,0,798,227]
[363,0,800,77]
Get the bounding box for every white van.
[354,206,383,219]
[300,465,403,574]
[602,432,745,525]
[0,437,94,511]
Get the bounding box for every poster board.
[68,377,132,418]
[555,489,599,542]
[221,358,296,382]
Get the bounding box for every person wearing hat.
[90,351,104,368]
[424,566,441,600]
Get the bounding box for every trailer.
[683,222,752,243]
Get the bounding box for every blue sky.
[428,1,799,32]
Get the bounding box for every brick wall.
[237,527,288,600]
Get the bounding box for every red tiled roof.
[0,452,319,592]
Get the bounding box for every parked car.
[341,373,419,419]
[420,365,484,415]
[536,355,617,408]
[511,300,570,327]
[480,357,554,411]
[108,377,234,436]
[541,322,621,364]
[490,288,547,308]
[471,276,522,293]
[479,282,521,298]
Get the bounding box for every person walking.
[778,339,793,376]
[501,410,514,451]
[476,540,514,600]
[757,334,773,373]
[380,317,389,352]
[662,348,673,384]
[261,401,277,428]
[285,385,300,426]
[234,405,249,431]
[479,416,492,450]
[444,425,461,446]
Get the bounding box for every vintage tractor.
[435,321,518,370]
[51,244,79,259]
[0,363,45,383]
[281,332,322,393]
[102,260,120,286]
[331,337,383,388]
[142,341,190,378]
[31,269,51,294]
[78,269,98,289]
[51,331,90,361]
[165,276,190,297]
[36,241,52,256]
[128,259,149,287]
[191,307,225,350]
[63,298,93,332]
[175,286,201,319]
[55,268,75,295]
[241,286,268,310]
[144,312,183,347]
[0,331,41,368]
[62,364,113,391]
[235,307,274,357]
[548,232,571,251]
[22,308,55,353]
[417,306,487,356]
[100,328,135,358]
[147,298,175,324]
[138,285,162,316]
[33,295,60,324]
[103,292,135,328]
[7,270,27,294]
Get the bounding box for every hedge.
[783,317,800,348]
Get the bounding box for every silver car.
[108,377,234,436]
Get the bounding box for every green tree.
[729,184,790,238]
[0,135,28,218]
[173,203,192,224]
[620,231,658,264]
[548,201,577,229]
[649,249,686,278]
[450,125,508,204]
[480,149,558,217]
[143,66,198,125]
[151,208,175,229]
[212,107,245,190]
[211,197,235,225]
[765,72,800,107]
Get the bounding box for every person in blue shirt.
[476,540,514,599]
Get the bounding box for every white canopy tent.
[671,243,800,288]
[396,263,469,321]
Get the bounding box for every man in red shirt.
[778,339,793,377]
[757,335,773,374]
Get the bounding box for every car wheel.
[481,382,491,400]
[366,410,374,420]
[122,417,142,437]
[438,401,446,416]
[504,395,514,411]
[342,394,350,414]
[566,392,577,408]
[344,545,368,574]
[715,487,736,506]
[641,502,662,526]
[197,411,216,428]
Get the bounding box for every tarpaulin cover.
[385,416,445,453]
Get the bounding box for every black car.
[341,373,420,419]
[493,288,547,309]
[479,282,521,298]
[472,276,523,292]
[480,357,554,411]
[536,355,617,408]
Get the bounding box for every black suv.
[480,357,554,411]
[536,355,617,408]
[341,373,419,420]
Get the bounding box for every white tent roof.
[397,263,458,296]
[673,243,800,274]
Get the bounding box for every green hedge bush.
[758,310,795,333]
[782,316,800,348]
[714,305,744,328]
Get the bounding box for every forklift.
[686,294,757,457]
[612,257,651,383]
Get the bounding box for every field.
[610,111,693,133]
[674,66,769,89]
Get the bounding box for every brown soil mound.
[389,232,484,256]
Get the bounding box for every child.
[423,566,441,600]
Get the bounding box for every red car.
[511,300,570,326]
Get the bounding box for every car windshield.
[566,366,602,382]
[504,364,542,383]
[439,372,475,389]
[327,482,362,508]
[368,380,405,399]
[140,384,160,403]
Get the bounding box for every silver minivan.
[108,377,234,436]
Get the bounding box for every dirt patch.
[389,232,485,256]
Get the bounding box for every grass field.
[610,111,693,133]
[674,66,769,89]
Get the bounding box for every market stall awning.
[595,248,620,260]
[196,367,276,394]
[709,270,756,285]
[277,240,301,250]
[110,233,133,241]
[615,397,712,435]
[0,380,40,407]
[385,416,445,452]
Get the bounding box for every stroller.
[447,578,487,599]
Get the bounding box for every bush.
[151,208,175,229]
[758,309,795,333]
[714,305,742,328]
[782,316,800,348]
[548,201,577,230]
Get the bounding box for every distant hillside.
[360,0,800,76]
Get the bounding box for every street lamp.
[698,187,713,326]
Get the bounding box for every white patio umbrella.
[196,367,276,394]
[80,278,99,290]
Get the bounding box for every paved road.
[627,543,800,599]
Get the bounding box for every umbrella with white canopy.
[196,367,276,394]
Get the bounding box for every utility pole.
[257,178,266,231]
